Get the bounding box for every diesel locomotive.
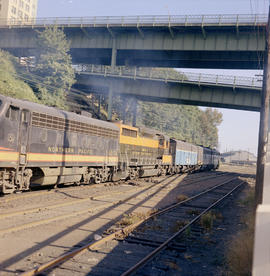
[0,94,219,194]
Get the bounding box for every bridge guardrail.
[0,14,267,27]
[75,65,263,89]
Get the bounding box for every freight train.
[0,94,220,194]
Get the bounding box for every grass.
[226,229,254,276]
[117,209,157,227]
[170,220,188,233]
[200,210,223,232]
[186,209,200,216]
[176,194,188,202]
[165,261,182,271]
[200,211,216,232]
[225,187,255,276]
[238,189,255,207]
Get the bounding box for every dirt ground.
[165,163,256,275]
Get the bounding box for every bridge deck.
[0,14,267,28]
[76,65,262,90]
[74,66,262,112]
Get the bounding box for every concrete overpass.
[0,14,267,69]
[74,65,262,112]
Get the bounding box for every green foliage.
[136,102,222,148]
[33,26,75,109]
[0,49,38,102]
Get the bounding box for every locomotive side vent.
[31,112,118,138]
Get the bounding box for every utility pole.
[255,6,270,206]
[253,7,270,274]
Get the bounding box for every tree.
[0,49,38,102]
[199,108,223,147]
[33,26,75,109]
[137,102,222,148]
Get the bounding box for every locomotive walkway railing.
[0,14,267,28]
[75,65,263,90]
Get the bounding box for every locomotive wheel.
[129,168,138,180]
[161,168,166,176]
[94,175,101,184]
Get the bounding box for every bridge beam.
[75,74,261,112]
[0,25,265,69]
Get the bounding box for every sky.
[37,0,268,155]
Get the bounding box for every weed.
[166,261,182,271]
[177,194,188,202]
[117,209,157,227]
[226,229,254,276]
[200,211,216,232]
[211,209,223,220]
[226,187,255,276]
[186,209,200,216]
[238,189,255,207]
[185,226,191,237]
[184,253,193,260]
[170,220,188,233]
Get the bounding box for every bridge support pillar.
[121,96,127,124]
[108,39,117,121]
[98,94,101,119]
[132,97,137,127]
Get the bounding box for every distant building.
[221,150,257,165]
[0,0,38,25]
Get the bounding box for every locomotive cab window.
[159,139,164,146]
[21,110,30,123]
[6,105,19,121]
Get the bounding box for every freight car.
[169,139,219,173]
[0,94,220,194]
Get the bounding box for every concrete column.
[111,39,117,68]
[132,97,137,127]
[98,94,101,119]
[107,39,117,121]
[121,96,127,124]
[262,111,270,203]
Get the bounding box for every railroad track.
[0,172,231,236]
[19,174,243,276]
[1,171,225,203]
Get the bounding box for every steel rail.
[0,14,267,28]
[121,179,244,276]
[20,175,238,276]
[1,172,226,219]
[0,174,182,235]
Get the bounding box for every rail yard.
[0,164,255,275]
[0,3,266,274]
